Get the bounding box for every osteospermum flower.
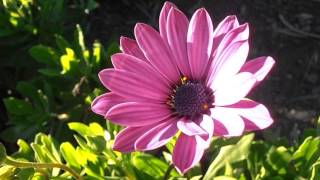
[92,2,275,173]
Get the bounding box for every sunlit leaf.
[203,133,254,180]
[0,165,15,179]
[60,142,81,171]
[132,153,179,179]
[60,48,77,74]
[267,146,292,174]
[310,161,320,180]
[293,136,320,177]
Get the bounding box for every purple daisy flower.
[92,1,275,173]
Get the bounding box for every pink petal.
[167,8,191,77]
[207,24,249,86]
[106,102,171,126]
[135,23,180,83]
[212,15,239,51]
[211,107,245,137]
[240,56,275,86]
[99,69,169,102]
[177,118,208,136]
[135,117,178,151]
[159,1,176,43]
[216,23,249,55]
[225,99,273,131]
[111,53,169,88]
[120,36,147,61]
[91,92,126,116]
[213,119,229,136]
[214,72,256,106]
[113,126,152,153]
[209,40,249,89]
[187,8,214,80]
[173,134,205,174]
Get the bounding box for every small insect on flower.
[92,1,275,173]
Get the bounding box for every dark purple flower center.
[169,77,214,118]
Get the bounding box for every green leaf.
[39,135,62,163]
[91,41,102,66]
[267,146,292,174]
[0,143,7,163]
[74,135,91,151]
[29,45,58,66]
[16,168,34,180]
[132,153,177,179]
[203,133,255,180]
[293,136,320,176]
[60,48,77,74]
[30,172,46,180]
[88,123,105,137]
[68,122,92,136]
[75,24,86,52]
[12,139,33,160]
[16,82,37,100]
[246,141,269,178]
[310,161,320,180]
[31,143,52,163]
[69,122,105,137]
[0,165,15,179]
[3,97,33,115]
[38,68,61,76]
[85,135,106,154]
[213,176,237,180]
[55,34,71,52]
[60,142,81,171]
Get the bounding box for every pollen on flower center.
[168,77,214,118]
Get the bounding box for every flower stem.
[4,156,83,180]
[163,164,174,180]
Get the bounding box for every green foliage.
[0,122,319,179]
[1,23,114,143]
[0,0,105,144]
[204,133,254,179]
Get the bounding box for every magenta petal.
[99,69,169,102]
[111,53,169,87]
[216,23,249,55]
[135,117,178,151]
[177,118,208,136]
[113,126,152,153]
[167,8,191,77]
[159,1,176,42]
[226,99,273,131]
[214,72,256,106]
[213,119,229,136]
[187,8,213,80]
[120,36,147,61]
[106,102,171,126]
[209,40,249,89]
[211,107,245,137]
[135,23,180,83]
[240,56,275,86]
[91,92,125,116]
[211,15,239,54]
[173,134,205,174]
